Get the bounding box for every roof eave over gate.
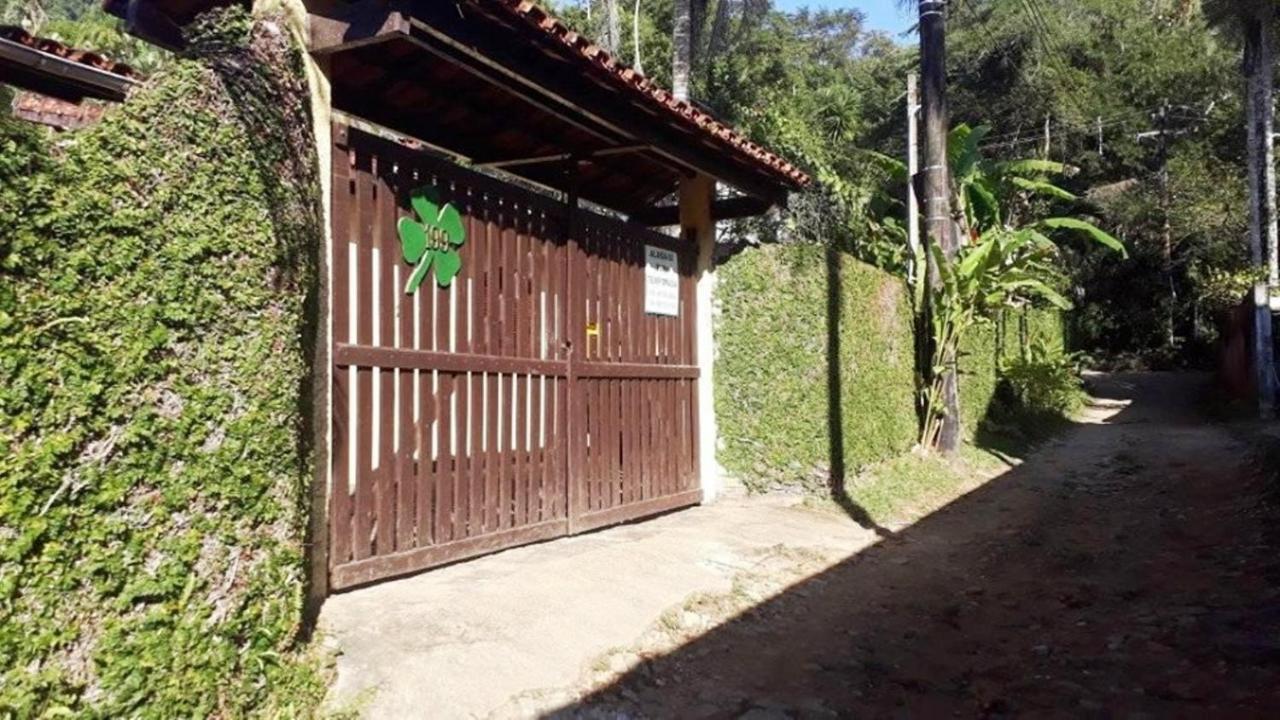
[309,0,808,218]
[107,0,810,219]
[0,26,139,103]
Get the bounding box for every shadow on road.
[554,373,1280,718]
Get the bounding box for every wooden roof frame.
[310,1,800,216]
[106,0,809,219]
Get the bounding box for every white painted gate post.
[679,174,722,503]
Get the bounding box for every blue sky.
[774,1,915,37]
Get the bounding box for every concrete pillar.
[303,48,333,619]
[679,174,722,502]
[275,0,334,615]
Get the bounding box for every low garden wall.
[715,243,1066,493]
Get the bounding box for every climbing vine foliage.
[0,9,328,716]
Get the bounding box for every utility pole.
[907,72,921,287]
[632,0,644,74]
[1137,104,1197,354]
[606,0,621,54]
[919,0,960,453]
[1245,8,1277,418]
[1156,102,1176,349]
[672,0,692,102]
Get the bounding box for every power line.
[980,114,1209,153]
[979,112,1157,148]
[976,99,1218,152]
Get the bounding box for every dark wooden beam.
[120,0,186,51]
[628,196,776,226]
[331,50,591,177]
[408,4,789,203]
[309,8,410,56]
[472,144,651,170]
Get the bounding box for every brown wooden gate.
[329,124,701,589]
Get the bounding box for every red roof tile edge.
[481,0,811,189]
[12,91,107,128]
[0,25,140,80]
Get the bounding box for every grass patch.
[807,444,1010,526]
[808,395,1078,527]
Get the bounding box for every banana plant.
[916,126,1127,450]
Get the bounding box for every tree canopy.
[11,0,1259,365]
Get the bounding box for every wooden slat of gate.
[375,157,396,557]
[393,172,416,553]
[535,235,548,521]
[516,225,530,527]
[454,184,472,542]
[534,232,549,521]
[568,225,585,524]
[354,151,376,563]
[652,379,663,499]
[481,211,499,533]
[646,378,657,499]
[614,376,624,504]
[435,264,455,546]
[607,240,622,507]
[331,135,354,568]
[467,211,484,537]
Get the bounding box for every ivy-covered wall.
[0,10,327,716]
[960,308,1067,432]
[715,245,918,492]
[714,243,1066,493]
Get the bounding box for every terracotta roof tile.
[11,91,106,129]
[0,25,139,80]
[478,0,811,189]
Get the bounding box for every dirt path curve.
[564,372,1280,718]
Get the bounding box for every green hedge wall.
[715,244,1066,492]
[715,245,918,492]
[961,308,1068,431]
[0,11,326,716]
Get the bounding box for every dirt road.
[565,373,1280,718]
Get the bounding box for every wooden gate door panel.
[331,125,570,589]
[568,214,701,533]
[330,124,701,589]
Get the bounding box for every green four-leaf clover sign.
[398,187,466,294]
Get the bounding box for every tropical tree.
[916,125,1126,449]
[873,1,1240,370]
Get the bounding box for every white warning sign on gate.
[644,245,680,317]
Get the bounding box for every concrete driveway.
[320,491,884,718]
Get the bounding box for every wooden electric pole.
[672,0,692,102]
[907,72,921,286]
[919,0,960,453]
[1156,103,1176,350]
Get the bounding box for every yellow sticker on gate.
[586,322,600,338]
